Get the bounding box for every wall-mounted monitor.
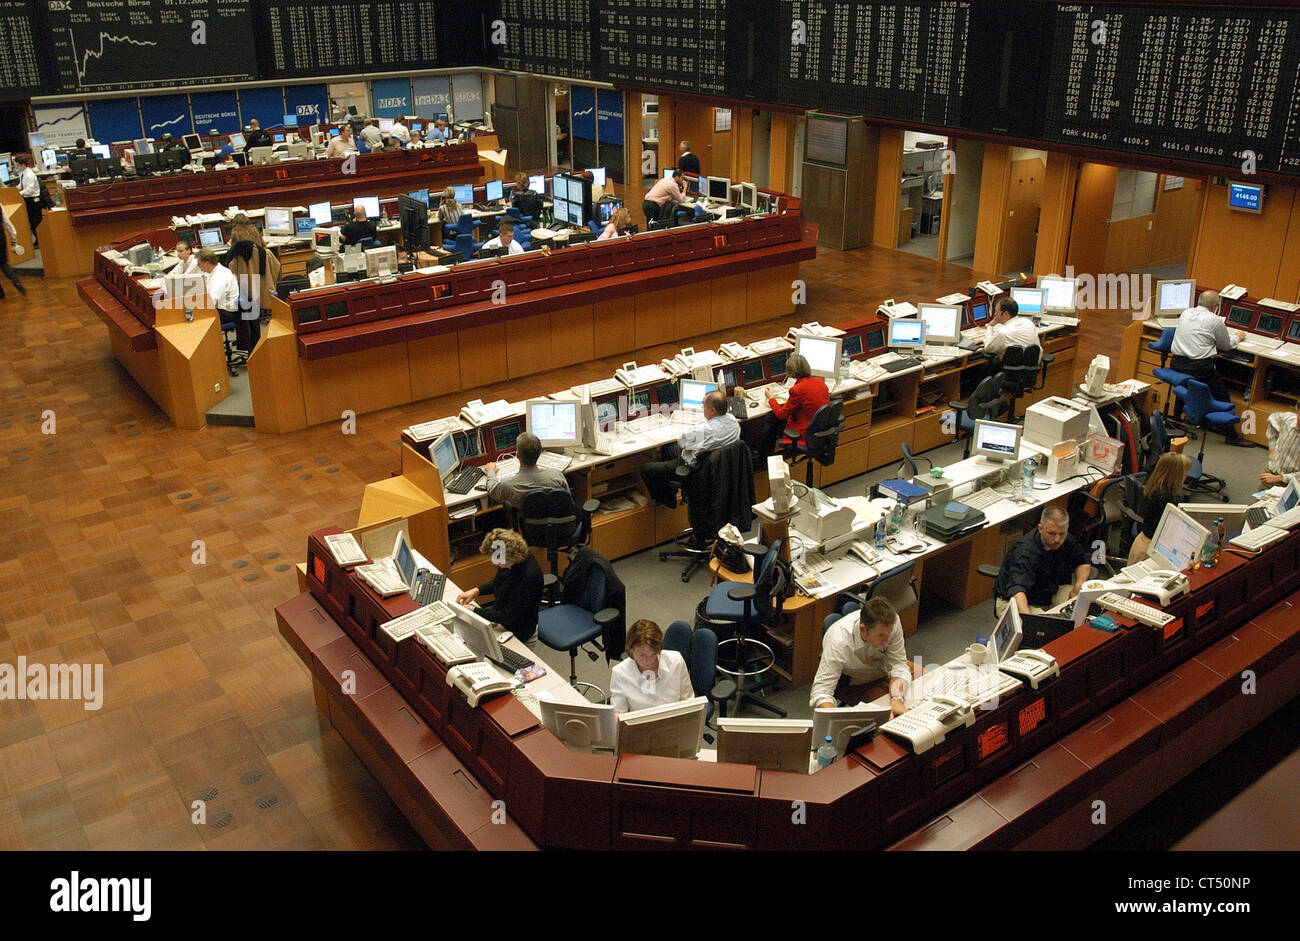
[1227,181,1264,213]
[805,114,849,168]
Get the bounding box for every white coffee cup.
[967,642,989,664]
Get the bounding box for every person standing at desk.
[1260,400,1300,487]
[642,169,687,225]
[610,620,694,714]
[483,432,569,509]
[639,390,741,507]
[0,204,28,298]
[756,353,829,456]
[455,529,543,648]
[389,117,411,144]
[243,120,272,152]
[358,119,384,150]
[325,125,357,158]
[677,141,701,176]
[512,172,544,220]
[1128,452,1191,565]
[341,205,380,250]
[993,506,1091,616]
[598,207,633,240]
[811,598,912,716]
[437,186,464,228]
[15,155,41,246]
[1170,290,1247,443]
[481,220,524,256]
[224,233,279,354]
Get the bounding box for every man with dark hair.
[482,431,569,510]
[639,390,740,506]
[481,220,524,255]
[14,155,41,243]
[643,167,687,224]
[981,296,1040,357]
[70,139,91,159]
[994,506,1091,616]
[812,597,914,715]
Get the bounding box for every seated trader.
[639,390,741,507]
[1129,453,1191,564]
[455,528,543,648]
[407,128,426,149]
[512,172,544,219]
[389,117,411,144]
[1170,291,1245,428]
[173,239,199,275]
[196,248,241,336]
[481,220,525,256]
[597,207,633,240]
[243,120,272,152]
[811,598,913,717]
[1261,400,1300,487]
[757,353,829,456]
[340,205,380,249]
[610,620,694,714]
[69,138,91,160]
[358,119,384,150]
[428,119,450,142]
[642,169,687,225]
[437,186,463,227]
[324,124,357,158]
[981,297,1040,358]
[994,506,1091,616]
[483,432,570,509]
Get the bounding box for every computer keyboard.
[415,623,477,665]
[1228,525,1288,552]
[445,464,485,494]
[750,337,792,355]
[671,408,703,425]
[355,559,408,596]
[915,665,1021,709]
[1119,559,1159,582]
[512,686,542,717]
[536,451,571,471]
[1095,592,1176,628]
[882,356,923,373]
[490,644,535,673]
[850,361,887,384]
[1266,506,1300,530]
[411,570,447,606]
[381,601,455,641]
[961,488,1004,511]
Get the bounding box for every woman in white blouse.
[609,620,695,714]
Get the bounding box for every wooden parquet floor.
[0,245,1131,849]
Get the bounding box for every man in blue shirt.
[428,119,450,142]
[639,391,740,507]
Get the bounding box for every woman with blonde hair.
[456,528,543,646]
[437,185,463,227]
[609,620,694,714]
[597,206,633,240]
[1128,452,1191,564]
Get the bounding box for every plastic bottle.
[875,513,888,549]
[1200,526,1218,568]
[839,352,851,383]
[817,735,837,769]
[890,499,904,535]
[1215,517,1226,565]
[1021,457,1037,499]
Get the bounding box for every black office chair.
[779,402,845,486]
[659,440,755,582]
[949,373,1011,457]
[896,441,932,477]
[1000,345,1045,413]
[518,489,600,601]
[1071,473,1133,575]
[219,313,242,376]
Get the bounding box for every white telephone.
[1126,570,1190,606]
[719,342,752,361]
[750,336,793,355]
[880,696,975,754]
[877,299,919,320]
[846,540,881,568]
[997,649,1058,690]
[659,357,689,377]
[615,362,668,387]
[787,321,836,339]
[976,280,1004,296]
[447,661,517,707]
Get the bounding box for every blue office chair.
[662,622,732,737]
[1148,327,1193,424]
[537,563,618,699]
[587,219,602,235]
[822,598,861,636]
[443,232,482,258]
[1172,378,1235,498]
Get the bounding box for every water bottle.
[1216,517,1226,565]
[1021,457,1037,499]
[1200,527,1218,568]
[839,352,851,383]
[889,499,904,535]
[817,735,837,769]
[875,513,888,549]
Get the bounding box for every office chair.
[1147,411,1211,498]
[519,489,600,601]
[662,622,732,740]
[1071,473,1132,574]
[586,220,602,235]
[837,561,919,628]
[659,439,755,582]
[1147,326,1194,427]
[896,442,932,478]
[698,540,790,718]
[537,561,619,700]
[779,402,845,486]
[443,232,482,258]
[1000,345,1045,413]
[218,313,241,376]
[443,213,477,245]
[822,597,862,635]
[949,373,1011,457]
[1172,379,1236,499]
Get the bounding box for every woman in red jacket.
[758,353,830,456]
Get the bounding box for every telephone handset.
[719,342,751,361]
[998,649,1059,690]
[660,357,688,377]
[847,540,881,568]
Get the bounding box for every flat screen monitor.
[429,431,460,479]
[739,181,758,211]
[616,697,708,759]
[28,132,45,148]
[595,399,620,429]
[183,133,203,151]
[866,327,886,351]
[1038,275,1078,313]
[485,178,503,202]
[663,167,676,179]
[447,601,507,663]
[294,217,316,236]
[887,319,925,351]
[249,146,273,165]
[91,144,111,158]
[228,132,245,149]
[528,174,545,195]
[538,693,617,751]
[739,359,765,385]
[811,706,891,756]
[308,200,332,225]
[378,118,393,132]
[1228,181,1264,213]
[707,176,730,201]
[198,227,223,247]
[1155,279,1195,314]
[1179,503,1250,543]
[567,178,584,203]
[491,420,521,454]
[352,196,380,219]
[597,200,623,223]
[1256,312,1283,336]
[1288,320,1300,342]
[329,128,341,137]
[1010,287,1044,314]
[842,334,863,357]
[272,133,286,143]
[453,183,474,206]
[392,531,418,586]
[1149,504,1209,571]
[282,112,298,127]
[1278,477,1300,514]
[716,718,813,773]
[1226,305,1254,327]
[969,300,990,325]
[590,167,606,186]
[765,352,789,379]
[41,148,56,170]
[364,245,398,278]
[552,173,567,196]
[312,227,341,254]
[264,207,292,236]
[407,189,429,206]
[972,419,1021,463]
[679,380,718,411]
[794,334,843,378]
[526,399,581,448]
[990,602,1023,663]
[0,162,12,183]
[917,304,961,345]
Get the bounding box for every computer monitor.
[91,144,111,158]
[1010,287,1044,315]
[391,530,420,587]
[183,133,203,152]
[596,199,623,223]
[794,334,843,378]
[485,178,503,202]
[1038,275,1078,313]
[308,200,333,225]
[1179,503,1251,543]
[616,697,708,759]
[292,217,315,237]
[491,420,522,454]
[565,178,583,203]
[329,127,341,137]
[1257,312,1284,336]
[198,227,223,248]
[972,419,1021,464]
[538,693,618,752]
[739,182,758,211]
[41,148,56,170]
[1277,476,1300,514]
[227,132,245,149]
[1147,503,1210,571]
[446,601,509,663]
[707,176,730,200]
[378,118,393,132]
[352,196,380,219]
[528,174,545,195]
[410,122,422,132]
[364,245,398,278]
[404,189,428,207]
[525,399,581,448]
[0,163,9,184]
[1155,279,1196,315]
[1226,304,1254,327]
[662,167,676,179]
[281,112,297,127]
[429,431,460,480]
[272,132,286,144]
[811,705,891,756]
[917,304,962,345]
[969,300,990,325]
[841,334,863,358]
[679,380,718,412]
[312,227,341,254]
[887,318,925,351]
[716,718,814,773]
[590,166,606,186]
[989,602,1023,663]
[28,132,45,148]
[249,146,273,165]
[453,183,473,205]
[264,207,293,236]
[765,351,789,380]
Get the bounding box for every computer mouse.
[496,630,513,644]
[472,481,487,492]
[1111,572,1133,585]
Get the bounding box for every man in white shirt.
[1170,290,1242,406]
[389,118,411,144]
[1261,404,1300,487]
[811,598,913,716]
[981,297,1040,357]
[643,169,687,225]
[324,125,357,159]
[0,204,28,297]
[480,220,525,256]
[357,120,384,150]
[639,390,741,506]
[15,155,41,246]
[197,249,242,349]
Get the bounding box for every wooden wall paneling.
[973,144,1011,274]
[872,127,903,249]
[407,332,462,402]
[1065,163,1118,278]
[746,263,796,323]
[1278,205,1300,302]
[1034,153,1079,275]
[593,297,636,358]
[457,322,509,390]
[731,107,753,183]
[1188,182,1297,298]
[249,318,309,434]
[549,302,595,369]
[1103,214,1155,273]
[155,318,227,430]
[769,113,797,195]
[709,273,748,333]
[506,311,554,378]
[672,283,711,340]
[1148,176,1201,267]
[634,287,676,349]
[300,353,360,427]
[1000,156,1046,274]
[352,343,413,414]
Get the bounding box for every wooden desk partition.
[279,521,1300,850]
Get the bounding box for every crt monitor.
[716,718,814,773]
[308,200,332,225]
[1010,287,1044,314]
[616,697,708,759]
[198,227,223,248]
[989,602,1023,663]
[264,207,293,236]
[1037,275,1078,313]
[446,601,507,663]
[597,200,624,223]
[887,318,925,351]
[1155,279,1196,314]
[364,246,398,278]
[1148,503,1210,571]
[453,183,474,205]
[183,133,203,151]
[378,118,393,132]
[429,431,460,479]
[679,380,718,411]
[917,304,961,345]
[739,181,758,211]
[528,174,545,194]
[811,706,891,756]
[525,399,581,448]
[352,196,380,219]
[794,334,843,378]
[590,166,606,186]
[707,176,731,200]
[973,419,1021,464]
[538,693,617,752]
[485,178,503,202]
[312,227,341,254]
[294,217,316,236]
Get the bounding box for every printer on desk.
[1023,396,1090,450]
[791,485,867,553]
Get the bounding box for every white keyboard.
[537,451,571,471]
[850,361,887,384]
[1119,559,1159,582]
[415,624,477,665]
[355,560,407,596]
[1230,525,1289,551]
[577,378,626,398]
[961,488,1004,511]
[1096,592,1176,628]
[407,417,463,441]
[323,532,367,566]
[1266,506,1300,530]
[382,602,454,638]
[671,407,703,425]
[751,337,792,355]
[915,666,1022,710]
